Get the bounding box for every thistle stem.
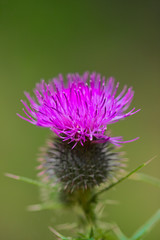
[77,189,97,226]
[88,158,154,204]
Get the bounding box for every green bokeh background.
[1,1,160,239]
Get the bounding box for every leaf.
[27,202,62,211]
[5,173,52,189]
[49,226,71,240]
[129,172,160,188]
[89,157,153,203]
[130,209,160,240]
[112,224,129,240]
[56,223,77,230]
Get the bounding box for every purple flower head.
[18,72,140,148]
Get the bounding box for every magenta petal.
[18,72,140,147]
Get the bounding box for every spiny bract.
[38,137,125,192]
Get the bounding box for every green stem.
[77,189,97,226]
[89,158,153,204]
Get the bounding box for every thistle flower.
[18,72,139,148]
[18,72,140,192]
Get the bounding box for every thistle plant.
[7,72,160,239]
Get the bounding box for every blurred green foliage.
[1,1,160,240]
[5,159,160,240]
